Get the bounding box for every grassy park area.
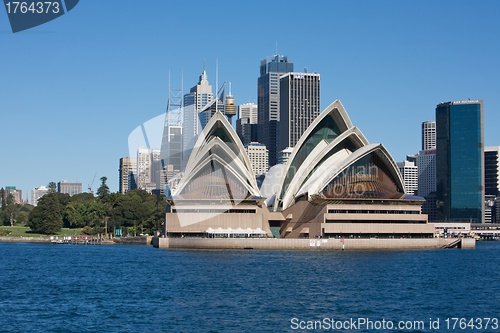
[0,225,83,238]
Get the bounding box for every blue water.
[0,242,499,333]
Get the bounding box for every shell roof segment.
[273,100,405,211]
[174,111,260,200]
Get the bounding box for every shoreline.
[0,235,151,245]
[0,236,51,243]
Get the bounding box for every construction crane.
[88,172,97,194]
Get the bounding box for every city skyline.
[1,1,500,197]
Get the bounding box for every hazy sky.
[1,0,499,197]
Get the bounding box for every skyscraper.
[163,125,182,172]
[484,146,500,196]
[119,157,137,194]
[436,100,484,223]
[182,70,214,158]
[417,149,436,198]
[198,93,225,130]
[136,148,160,193]
[421,121,436,150]
[279,72,320,152]
[257,55,294,166]
[236,103,258,146]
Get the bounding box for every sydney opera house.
[152,99,451,250]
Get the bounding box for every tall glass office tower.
[279,72,320,152]
[182,70,214,158]
[436,100,484,223]
[257,55,294,166]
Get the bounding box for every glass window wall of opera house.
[162,100,434,239]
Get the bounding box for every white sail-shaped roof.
[273,100,405,211]
[174,111,260,200]
[274,100,361,210]
[297,143,405,200]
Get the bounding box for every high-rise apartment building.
[484,146,500,196]
[417,149,436,198]
[151,149,162,189]
[31,186,49,206]
[119,157,137,194]
[183,70,214,158]
[245,142,269,177]
[236,103,258,146]
[57,181,82,196]
[4,186,22,204]
[421,121,436,150]
[136,148,160,192]
[257,55,294,166]
[279,72,321,152]
[436,100,484,223]
[397,159,418,195]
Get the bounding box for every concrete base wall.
[152,237,476,250]
[460,238,476,249]
[112,236,151,245]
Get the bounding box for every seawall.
[0,236,51,243]
[152,237,475,250]
[112,236,152,245]
[0,236,153,245]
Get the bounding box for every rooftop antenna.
[275,40,278,56]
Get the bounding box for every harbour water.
[0,242,499,332]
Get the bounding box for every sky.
[1,0,499,200]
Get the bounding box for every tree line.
[2,177,166,236]
[0,188,33,229]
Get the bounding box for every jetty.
[50,235,110,245]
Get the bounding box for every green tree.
[110,190,162,235]
[16,204,33,225]
[96,176,110,201]
[0,188,5,210]
[64,194,107,233]
[48,182,57,193]
[0,188,4,226]
[64,201,87,228]
[3,194,17,226]
[27,193,67,234]
[142,194,166,235]
[70,192,96,203]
